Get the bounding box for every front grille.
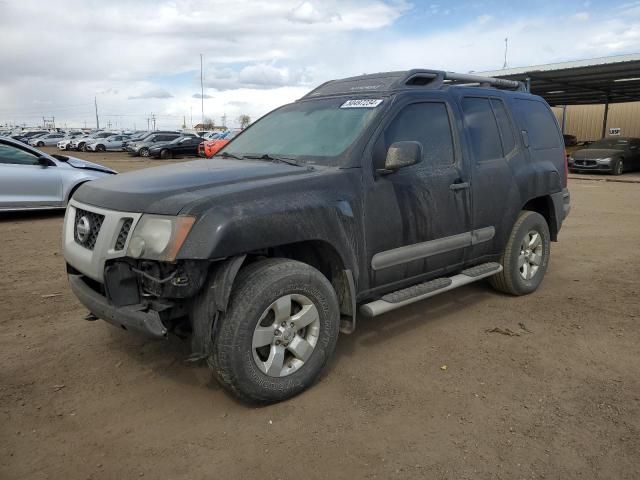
[114,218,133,250]
[74,208,104,250]
[576,160,597,166]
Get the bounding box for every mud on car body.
[63,69,570,404]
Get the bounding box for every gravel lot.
[1,149,639,479]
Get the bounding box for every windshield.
[223,97,383,165]
[588,138,629,149]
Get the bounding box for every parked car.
[29,132,67,147]
[62,69,570,404]
[568,137,640,175]
[199,129,242,158]
[0,137,116,211]
[86,134,131,152]
[57,133,85,150]
[121,131,180,151]
[149,135,203,159]
[126,132,182,157]
[12,130,49,144]
[70,132,114,152]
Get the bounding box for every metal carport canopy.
[480,54,640,106]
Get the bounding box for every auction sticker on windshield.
[340,99,383,108]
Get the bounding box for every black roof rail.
[299,69,526,100]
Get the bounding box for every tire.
[611,159,624,176]
[207,258,340,404]
[78,142,86,151]
[139,147,150,157]
[96,144,106,152]
[65,144,72,151]
[37,141,44,147]
[159,149,171,160]
[489,211,551,296]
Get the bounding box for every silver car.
[0,137,116,211]
[85,134,131,152]
[29,132,67,147]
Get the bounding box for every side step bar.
[360,262,502,317]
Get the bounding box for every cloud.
[573,11,590,21]
[128,89,173,100]
[204,64,311,90]
[287,1,340,24]
[192,93,213,99]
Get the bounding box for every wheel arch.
[522,195,557,241]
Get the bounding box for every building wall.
[551,101,640,141]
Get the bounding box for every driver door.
[363,98,471,292]
[0,142,61,209]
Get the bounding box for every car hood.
[572,148,622,160]
[57,155,117,174]
[73,158,319,215]
[148,141,176,151]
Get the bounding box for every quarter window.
[513,99,561,150]
[383,102,455,167]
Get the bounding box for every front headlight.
[126,214,195,261]
[597,157,612,164]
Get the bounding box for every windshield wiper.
[243,153,303,167]
[215,151,244,160]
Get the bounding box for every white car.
[29,132,67,147]
[70,132,114,151]
[85,134,131,152]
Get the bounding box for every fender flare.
[188,255,246,361]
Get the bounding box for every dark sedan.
[568,137,640,175]
[149,135,203,159]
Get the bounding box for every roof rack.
[301,69,527,100]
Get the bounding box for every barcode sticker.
[340,99,383,108]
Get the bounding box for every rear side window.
[383,102,455,167]
[490,98,516,155]
[461,97,502,162]
[514,99,561,150]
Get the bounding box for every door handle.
[449,181,470,191]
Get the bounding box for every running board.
[360,262,502,317]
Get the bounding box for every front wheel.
[139,147,150,157]
[490,211,550,296]
[159,149,171,160]
[37,141,44,147]
[96,144,106,152]
[612,159,624,176]
[207,258,340,404]
[78,142,86,151]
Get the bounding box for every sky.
[1,0,639,130]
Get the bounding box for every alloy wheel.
[518,230,543,280]
[252,294,320,377]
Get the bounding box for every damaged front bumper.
[68,273,168,338]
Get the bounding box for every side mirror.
[378,141,422,175]
[37,156,51,167]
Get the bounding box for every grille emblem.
[76,216,91,243]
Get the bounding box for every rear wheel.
[159,149,171,160]
[490,211,550,296]
[207,258,340,404]
[36,141,44,147]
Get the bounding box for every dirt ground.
[1,149,639,480]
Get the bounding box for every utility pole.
[200,53,204,127]
[503,37,509,69]
[221,113,227,128]
[94,96,100,129]
[151,113,156,130]
[190,105,193,128]
[147,116,150,131]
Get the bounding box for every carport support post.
[601,96,610,139]
[561,105,567,134]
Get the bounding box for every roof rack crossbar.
[442,72,525,91]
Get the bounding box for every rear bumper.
[68,273,168,338]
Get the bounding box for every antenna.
[503,37,509,69]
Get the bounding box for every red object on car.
[199,130,242,158]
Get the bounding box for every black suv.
[63,69,570,404]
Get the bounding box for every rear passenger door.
[460,96,523,261]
